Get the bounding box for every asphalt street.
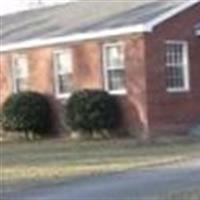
[2,159,200,200]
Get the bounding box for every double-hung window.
[12,54,29,93]
[103,43,126,94]
[54,49,73,98]
[165,41,190,92]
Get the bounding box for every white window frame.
[53,49,73,99]
[165,40,190,93]
[103,42,127,95]
[12,53,29,93]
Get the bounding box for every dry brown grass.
[1,137,200,191]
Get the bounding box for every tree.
[1,92,53,140]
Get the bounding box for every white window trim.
[103,42,127,95]
[12,53,29,93]
[53,49,72,99]
[166,40,190,93]
[12,54,18,93]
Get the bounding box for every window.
[165,41,190,92]
[12,54,29,93]
[103,43,126,94]
[54,49,73,98]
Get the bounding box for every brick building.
[1,0,200,135]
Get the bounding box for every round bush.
[2,92,53,139]
[66,90,121,136]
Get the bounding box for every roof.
[1,0,199,52]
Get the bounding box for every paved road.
[3,159,200,200]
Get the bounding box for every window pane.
[58,74,73,94]
[165,42,188,90]
[107,70,125,91]
[15,56,28,78]
[104,43,126,92]
[166,66,184,89]
[166,44,184,66]
[56,51,73,74]
[54,50,73,95]
[13,54,29,92]
[15,78,28,92]
[106,46,123,67]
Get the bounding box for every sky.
[0,0,69,15]
[0,0,26,15]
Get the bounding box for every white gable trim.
[146,0,199,29]
[1,0,199,52]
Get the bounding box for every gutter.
[0,24,152,52]
[1,0,199,52]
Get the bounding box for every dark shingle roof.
[0,0,195,46]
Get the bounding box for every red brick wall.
[1,4,199,135]
[0,36,148,134]
[73,42,103,90]
[0,48,55,104]
[124,36,148,132]
[72,37,149,132]
[28,47,54,94]
[0,54,12,105]
[145,4,200,133]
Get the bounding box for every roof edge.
[0,24,152,52]
[147,0,200,30]
[1,0,199,52]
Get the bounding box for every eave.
[1,0,199,53]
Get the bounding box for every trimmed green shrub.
[65,90,121,137]
[2,92,53,140]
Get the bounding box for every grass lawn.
[1,137,200,192]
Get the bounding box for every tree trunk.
[25,131,30,141]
